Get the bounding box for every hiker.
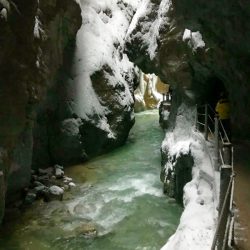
[215,92,231,141]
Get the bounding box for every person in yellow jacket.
[215,92,231,140]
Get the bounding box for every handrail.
[219,150,225,165]
[231,146,234,169]
[208,126,214,137]
[228,169,235,248]
[219,119,230,143]
[197,121,205,126]
[219,131,225,144]
[228,216,235,248]
[211,175,234,250]
[197,104,231,144]
[208,114,215,125]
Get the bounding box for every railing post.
[195,104,198,130]
[219,165,232,250]
[214,115,220,171]
[205,104,208,140]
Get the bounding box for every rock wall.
[32,0,140,168]
[31,0,84,168]
[126,0,250,138]
[161,150,193,205]
[0,0,81,221]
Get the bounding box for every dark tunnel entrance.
[204,77,228,110]
[197,76,231,139]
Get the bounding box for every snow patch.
[183,29,206,52]
[0,7,7,20]
[144,0,171,59]
[49,185,64,195]
[0,0,10,11]
[126,0,150,37]
[127,0,171,59]
[34,15,43,39]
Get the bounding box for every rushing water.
[0,110,182,250]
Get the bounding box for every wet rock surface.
[159,101,171,129]
[24,164,75,203]
[161,150,193,205]
[75,223,98,238]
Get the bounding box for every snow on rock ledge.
[182,29,206,52]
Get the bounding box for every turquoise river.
[0,110,182,250]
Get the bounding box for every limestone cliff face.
[126,0,250,138]
[31,0,84,168]
[0,0,81,221]
[0,0,38,222]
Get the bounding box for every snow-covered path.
[161,104,219,250]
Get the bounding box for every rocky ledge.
[24,164,76,204]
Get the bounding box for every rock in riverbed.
[44,185,64,201]
[24,192,36,204]
[54,165,64,179]
[76,223,97,238]
[23,164,75,205]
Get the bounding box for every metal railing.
[162,93,172,102]
[196,104,235,250]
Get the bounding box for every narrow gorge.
[1,0,250,249]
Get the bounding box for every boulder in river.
[24,192,36,205]
[68,182,76,188]
[54,165,64,179]
[44,185,64,202]
[76,223,97,238]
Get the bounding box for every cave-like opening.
[204,77,228,111]
[195,76,230,136]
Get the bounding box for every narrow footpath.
[234,140,250,249]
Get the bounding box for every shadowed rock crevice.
[0,0,82,221]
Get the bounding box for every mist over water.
[0,110,182,250]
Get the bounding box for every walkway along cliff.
[159,101,235,249]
